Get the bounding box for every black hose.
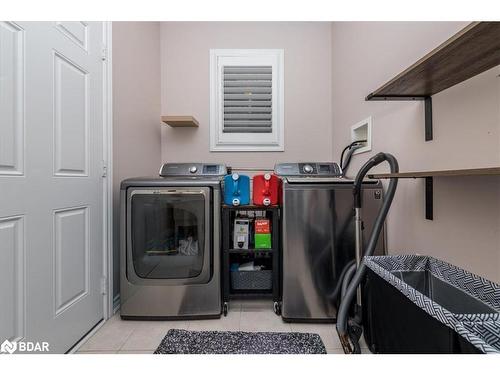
[336,152,399,354]
[341,262,356,301]
[340,140,367,174]
[339,145,350,171]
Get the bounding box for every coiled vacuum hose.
[336,152,399,354]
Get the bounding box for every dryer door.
[126,187,212,285]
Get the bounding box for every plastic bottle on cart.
[224,173,250,206]
[252,173,280,206]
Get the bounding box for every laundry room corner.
[112,21,163,308]
[331,22,500,284]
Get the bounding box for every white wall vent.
[210,49,284,152]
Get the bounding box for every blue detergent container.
[224,173,250,206]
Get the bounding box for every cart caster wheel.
[223,303,228,316]
[273,302,281,316]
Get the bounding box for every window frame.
[209,49,284,152]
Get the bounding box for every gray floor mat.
[154,329,327,354]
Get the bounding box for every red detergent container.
[252,173,280,206]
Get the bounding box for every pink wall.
[331,22,500,282]
[112,22,162,297]
[160,22,333,168]
[112,21,500,291]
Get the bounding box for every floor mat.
[154,329,327,354]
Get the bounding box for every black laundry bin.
[362,255,500,354]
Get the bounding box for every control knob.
[303,164,314,174]
[189,166,197,174]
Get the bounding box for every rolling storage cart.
[221,205,281,316]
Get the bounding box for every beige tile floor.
[77,300,369,354]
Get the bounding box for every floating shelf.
[368,167,500,179]
[369,167,500,221]
[366,22,500,141]
[161,116,199,128]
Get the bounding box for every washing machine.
[274,162,386,322]
[120,163,226,319]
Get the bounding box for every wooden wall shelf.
[366,22,500,141]
[368,167,500,179]
[369,167,500,221]
[161,116,199,128]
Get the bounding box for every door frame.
[102,21,114,320]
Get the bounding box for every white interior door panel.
[0,21,105,353]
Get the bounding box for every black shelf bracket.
[425,177,433,220]
[365,94,433,142]
[424,97,433,141]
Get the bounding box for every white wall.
[112,22,162,298]
[331,22,500,282]
[160,22,333,168]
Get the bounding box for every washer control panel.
[274,162,342,177]
[160,163,227,177]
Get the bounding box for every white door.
[0,21,105,353]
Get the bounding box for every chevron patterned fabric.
[364,255,500,354]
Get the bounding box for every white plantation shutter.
[210,49,284,151]
[223,66,272,133]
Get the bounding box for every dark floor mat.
[154,329,327,354]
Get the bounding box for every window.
[210,49,284,151]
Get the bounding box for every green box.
[254,233,272,249]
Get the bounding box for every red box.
[254,219,270,234]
